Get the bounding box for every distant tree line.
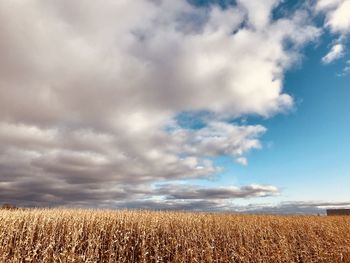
[1,203,17,210]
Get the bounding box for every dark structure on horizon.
[326,209,350,216]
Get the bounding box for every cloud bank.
[0,0,321,208]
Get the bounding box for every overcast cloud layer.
[0,0,340,210]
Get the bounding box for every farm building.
[326,209,350,216]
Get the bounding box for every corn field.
[0,209,350,262]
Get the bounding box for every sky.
[0,0,349,214]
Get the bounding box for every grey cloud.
[0,180,278,208]
[115,200,350,214]
[155,184,279,200]
[2,170,347,215]
[0,0,320,206]
[113,199,226,211]
[0,0,319,124]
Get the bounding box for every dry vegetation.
[1,209,350,262]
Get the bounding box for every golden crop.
[0,209,350,262]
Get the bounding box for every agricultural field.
[1,209,350,262]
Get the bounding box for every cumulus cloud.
[0,0,320,207]
[169,122,266,161]
[322,43,345,63]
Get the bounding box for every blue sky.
[0,0,349,213]
[173,1,350,209]
[208,37,350,200]
[186,34,350,210]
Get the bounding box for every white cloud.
[237,0,279,29]
[317,0,350,66]
[235,157,248,166]
[320,0,350,34]
[171,122,266,157]
[0,0,320,206]
[316,0,344,12]
[336,64,350,76]
[322,43,345,63]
